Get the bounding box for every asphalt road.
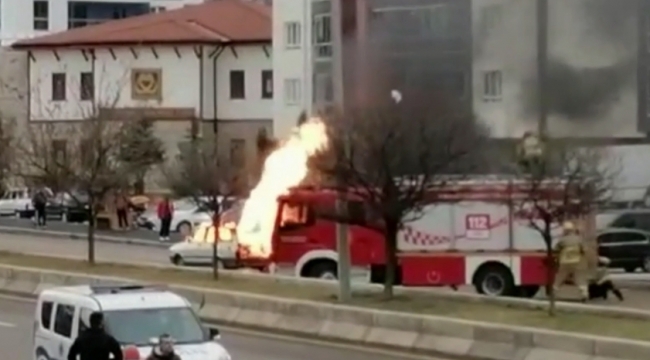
[0,217,183,242]
[0,296,426,360]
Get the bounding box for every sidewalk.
[0,225,169,248]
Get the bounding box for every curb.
[0,225,169,248]
[3,265,650,360]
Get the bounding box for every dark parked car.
[597,227,650,273]
[596,210,650,232]
[45,192,90,223]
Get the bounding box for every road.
[0,217,183,243]
[0,296,427,360]
[4,233,650,310]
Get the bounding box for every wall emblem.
[131,68,162,100]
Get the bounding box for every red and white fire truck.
[235,179,588,297]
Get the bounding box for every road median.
[1,254,650,360]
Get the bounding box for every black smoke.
[523,0,638,121]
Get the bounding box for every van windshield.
[104,307,205,346]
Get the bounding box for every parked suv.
[597,227,650,272]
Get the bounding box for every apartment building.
[274,0,650,142]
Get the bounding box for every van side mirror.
[209,327,221,341]
[203,326,221,340]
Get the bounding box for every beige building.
[11,0,274,192]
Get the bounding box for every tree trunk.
[383,220,399,299]
[212,212,221,280]
[87,206,96,265]
[544,233,556,316]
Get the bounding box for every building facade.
[473,0,645,139]
[0,0,203,46]
[273,0,649,141]
[13,1,273,190]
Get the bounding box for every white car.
[138,198,212,234]
[0,187,35,217]
[34,284,232,360]
[169,222,238,267]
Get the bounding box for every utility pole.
[536,0,548,136]
[331,0,351,302]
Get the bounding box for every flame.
[236,117,328,257]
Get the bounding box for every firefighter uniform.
[554,221,588,301]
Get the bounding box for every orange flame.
[236,118,328,257]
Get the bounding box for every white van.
[34,284,232,360]
[0,187,34,217]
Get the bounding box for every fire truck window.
[281,203,308,228]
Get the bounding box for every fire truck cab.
[236,180,588,297]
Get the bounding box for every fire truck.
[234,179,593,297]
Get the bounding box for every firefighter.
[589,256,624,301]
[554,221,588,302]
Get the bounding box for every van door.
[51,303,76,359]
[34,300,55,360]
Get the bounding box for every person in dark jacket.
[32,189,47,227]
[67,312,123,360]
[146,334,182,360]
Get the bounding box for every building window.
[483,70,502,102]
[230,70,245,99]
[284,79,301,105]
[80,72,93,100]
[313,73,333,104]
[52,73,66,101]
[230,138,246,168]
[150,6,166,13]
[481,5,503,34]
[51,140,67,164]
[284,22,301,48]
[313,14,332,59]
[261,70,273,99]
[33,0,49,30]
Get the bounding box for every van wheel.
[172,254,185,266]
[304,260,338,279]
[177,221,191,234]
[35,348,50,360]
[473,264,515,297]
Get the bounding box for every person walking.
[115,193,129,230]
[32,188,47,228]
[157,196,174,242]
[146,334,182,360]
[554,221,588,302]
[67,312,123,360]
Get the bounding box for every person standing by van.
[157,197,174,242]
[115,193,129,230]
[32,188,47,227]
[67,312,123,360]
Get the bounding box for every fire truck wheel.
[473,264,515,297]
[303,260,338,279]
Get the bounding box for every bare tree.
[163,137,245,279]
[0,116,16,194]
[16,117,131,264]
[515,138,615,315]
[315,92,488,298]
